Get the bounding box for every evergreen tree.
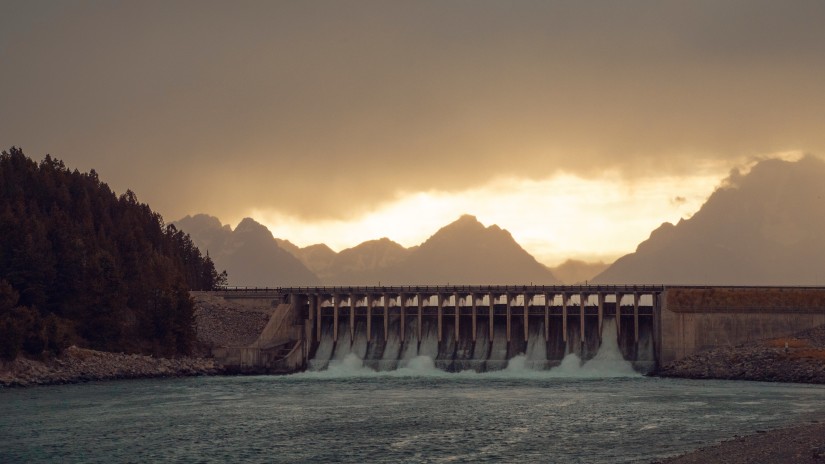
[0,147,227,359]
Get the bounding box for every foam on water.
[302,318,639,379]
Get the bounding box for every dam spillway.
[294,286,660,373]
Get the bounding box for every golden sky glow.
[2,2,824,264]
[248,160,745,266]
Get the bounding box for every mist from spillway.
[304,319,640,379]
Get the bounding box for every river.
[2,360,825,463]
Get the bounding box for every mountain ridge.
[176,214,561,286]
[594,155,825,285]
[173,214,320,286]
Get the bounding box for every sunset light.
[250,169,727,266]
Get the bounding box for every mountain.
[313,238,411,285]
[178,214,559,286]
[372,215,560,285]
[296,243,338,276]
[594,155,825,285]
[173,215,320,286]
[549,259,609,284]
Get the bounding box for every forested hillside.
[0,147,225,360]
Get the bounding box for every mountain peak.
[456,213,480,223]
[235,217,274,239]
[394,214,558,284]
[173,215,320,286]
[174,214,224,234]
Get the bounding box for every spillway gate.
[273,285,662,371]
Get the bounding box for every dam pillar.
[597,292,604,339]
[350,294,356,344]
[579,293,586,345]
[316,295,323,342]
[400,293,406,342]
[454,292,460,341]
[384,294,390,342]
[615,293,622,335]
[366,294,373,342]
[506,293,512,343]
[437,294,444,342]
[544,293,550,341]
[471,294,477,342]
[489,293,495,341]
[333,294,340,343]
[562,292,568,342]
[523,293,530,341]
[633,292,640,344]
[417,294,423,341]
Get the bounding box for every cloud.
[1,2,824,222]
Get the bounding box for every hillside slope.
[174,215,320,286]
[595,156,825,284]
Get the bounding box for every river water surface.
[2,359,825,463]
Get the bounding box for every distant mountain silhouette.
[314,238,411,284]
[294,243,338,275]
[594,155,825,285]
[173,215,320,286]
[549,259,609,284]
[369,215,560,285]
[177,214,559,286]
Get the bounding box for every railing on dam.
[214,284,666,295]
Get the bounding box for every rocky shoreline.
[0,346,222,388]
[655,324,825,384]
[0,293,277,388]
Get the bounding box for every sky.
[2,1,824,265]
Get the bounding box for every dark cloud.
[2,1,824,221]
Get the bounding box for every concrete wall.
[210,295,307,373]
[659,287,825,363]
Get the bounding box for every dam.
[303,286,657,372]
[207,285,825,374]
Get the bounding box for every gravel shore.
[651,325,825,462]
[0,293,273,388]
[0,346,221,387]
[656,325,825,384]
[654,421,825,464]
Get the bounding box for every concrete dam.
[206,285,825,374]
[306,288,657,372]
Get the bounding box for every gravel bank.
[656,325,825,384]
[192,292,272,352]
[654,421,825,464]
[0,346,221,387]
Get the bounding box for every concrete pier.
[400,294,406,342]
[472,295,477,342]
[562,293,568,342]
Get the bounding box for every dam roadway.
[207,285,825,374]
